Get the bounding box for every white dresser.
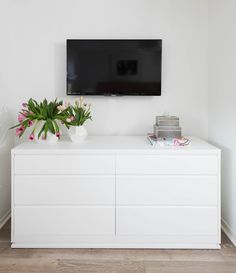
[11,136,221,249]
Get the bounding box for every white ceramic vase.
[34,121,59,144]
[69,125,87,143]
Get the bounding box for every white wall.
[0,1,14,227]
[0,115,13,228]
[1,0,236,245]
[0,0,209,228]
[4,0,208,137]
[209,0,236,245]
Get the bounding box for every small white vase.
[34,121,59,144]
[69,125,88,143]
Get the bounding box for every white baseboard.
[222,218,236,246]
[0,210,11,230]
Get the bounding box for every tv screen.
[67,39,162,96]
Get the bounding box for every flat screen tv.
[67,39,162,96]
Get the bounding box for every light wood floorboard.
[0,220,236,273]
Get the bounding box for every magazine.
[147,134,190,147]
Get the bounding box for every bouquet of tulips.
[10,98,70,141]
[11,97,92,141]
[64,97,92,126]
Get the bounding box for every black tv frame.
[66,39,162,96]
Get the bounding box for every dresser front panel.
[116,155,218,175]
[14,175,115,205]
[14,207,115,237]
[11,137,220,248]
[116,175,218,206]
[116,207,218,236]
[14,154,115,175]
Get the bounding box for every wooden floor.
[0,220,236,273]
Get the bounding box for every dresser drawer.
[14,206,115,237]
[14,154,115,174]
[116,207,218,236]
[116,175,218,206]
[116,155,218,175]
[14,175,115,205]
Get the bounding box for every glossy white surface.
[14,175,115,205]
[11,136,221,248]
[14,154,115,174]
[116,175,218,206]
[116,207,218,235]
[15,206,115,236]
[116,154,218,175]
[12,136,218,154]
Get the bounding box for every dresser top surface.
[12,136,220,155]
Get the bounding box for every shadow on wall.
[0,107,14,226]
[221,145,234,218]
[0,107,11,148]
[208,140,234,220]
[54,42,66,98]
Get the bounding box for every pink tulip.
[15,125,25,136]
[23,110,32,116]
[70,116,75,121]
[22,109,28,115]
[56,132,61,138]
[18,114,25,123]
[29,133,35,141]
[15,128,21,136]
[28,120,33,127]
